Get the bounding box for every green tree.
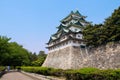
[83,24,106,47]
[9,42,30,66]
[31,51,47,66]
[0,36,30,66]
[2,42,30,66]
[38,51,46,59]
[0,36,11,65]
[104,6,120,42]
[83,6,120,47]
[29,52,38,62]
[38,51,47,66]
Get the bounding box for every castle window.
[78,35,80,37]
[73,46,79,48]
[73,41,76,43]
[79,42,81,44]
[66,42,68,44]
[80,45,85,48]
[75,29,77,32]
[76,34,82,39]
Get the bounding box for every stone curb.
[21,71,65,80]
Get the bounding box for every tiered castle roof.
[47,10,90,44]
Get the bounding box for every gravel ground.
[0,72,39,80]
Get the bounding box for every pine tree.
[83,6,120,47]
[104,6,120,42]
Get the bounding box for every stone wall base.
[43,43,120,69]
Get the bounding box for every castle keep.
[43,10,120,70]
[42,11,90,69]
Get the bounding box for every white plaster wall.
[48,41,84,53]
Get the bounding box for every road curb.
[21,71,65,80]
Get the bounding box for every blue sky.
[0,0,120,53]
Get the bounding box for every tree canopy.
[83,6,120,47]
[0,36,11,65]
[30,51,47,66]
[0,36,30,66]
[0,36,47,66]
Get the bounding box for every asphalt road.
[0,72,40,80]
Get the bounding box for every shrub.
[21,67,120,80]
[0,66,5,71]
[0,66,6,78]
[21,66,63,76]
[64,68,98,80]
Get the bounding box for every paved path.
[0,72,39,80]
[0,71,65,80]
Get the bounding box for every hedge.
[21,67,120,80]
[0,66,6,77]
[0,66,5,71]
[21,66,64,77]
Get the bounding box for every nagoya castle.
[42,10,90,69]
